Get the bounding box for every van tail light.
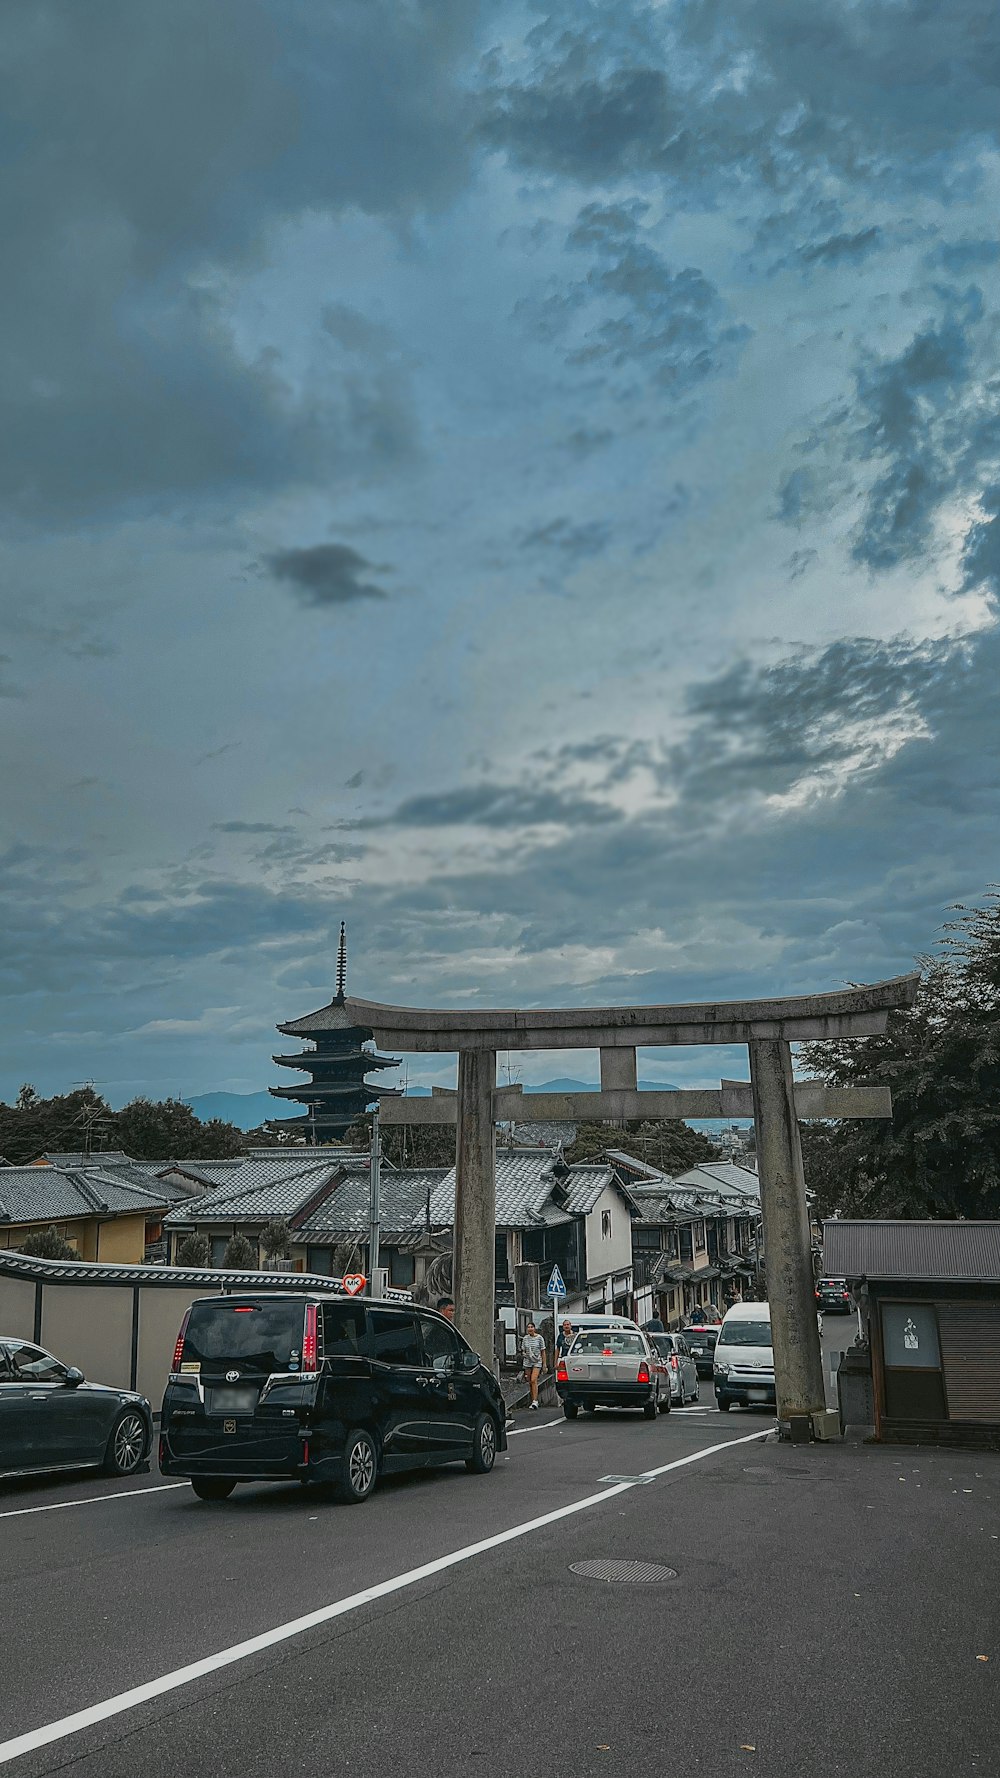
[637,1363,651,1384]
[670,1355,679,1371]
[302,1304,318,1372]
[171,1309,191,1372]
[556,1361,568,1383]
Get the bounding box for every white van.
[714,1300,775,1412]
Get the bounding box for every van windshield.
[720,1321,772,1347]
[182,1300,306,1374]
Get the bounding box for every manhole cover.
[569,1559,678,1584]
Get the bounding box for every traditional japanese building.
[269,926,399,1142]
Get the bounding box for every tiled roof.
[45,1151,131,1166]
[0,1166,173,1224]
[507,1121,578,1147]
[419,1149,618,1229]
[163,1160,342,1226]
[679,1162,760,1200]
[824,1220,1000,1283]
[301,1170,448,1239]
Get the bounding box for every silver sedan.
[649,1333,700,1404]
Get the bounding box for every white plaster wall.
[584,1184,633,1282]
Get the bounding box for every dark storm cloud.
[519,517,612,559]
[0,0,480,520]
[780,288,1000,578]
[671,635,965,808]
[358,783,620,831]
[264,544,391,608]
[212,822,294,836]
[522,202,747,399]
[483,1,1000,197]
[796,228,882,267]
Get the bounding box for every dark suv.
[815,1278,852,1314]
[159,1293,507,1504]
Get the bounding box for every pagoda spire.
[335,921,348,1002]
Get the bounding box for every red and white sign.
[342,1274,367,1297]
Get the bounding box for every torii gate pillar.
[453,1049,497,1362]
[749,1038,830,1434]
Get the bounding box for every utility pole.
[368,1100,381,1280]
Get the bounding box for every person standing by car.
[521,1321,546,1411]
[556,1318,574,1360]
[437,1297,456,1322]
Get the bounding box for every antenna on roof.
[335,922,347,1001]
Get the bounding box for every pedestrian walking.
[521,1321,546,1411]
[644,1313,665,1333]
[555,1318,574,1360]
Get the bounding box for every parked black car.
[160,1293,508,1504]
[0,1336,152,1480]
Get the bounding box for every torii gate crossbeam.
[347,972,919,1440]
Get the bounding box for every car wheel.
[335,1428,378,1504]
[563,1401,579,1420]
[465,1413,498,1474]
[717,1398,732,1412]
[642,1399,657,1420]
[582,1402,596,1414]
[692,1384,700,1402]
[104,1410,148,1476]
[657,1394,671,1414]
[191,1476,237,1501]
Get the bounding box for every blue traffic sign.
[546,1264,567,1299]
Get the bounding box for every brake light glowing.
[670,1355,679,1370]
[302,1304,318,1371]
[637,1363,651,1384]
[171,1309,190,1371]
[233,1306,255,1313]
[556,1361,568,1382]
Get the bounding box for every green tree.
[565,1118,719,1173]
[261,1218,291,1263]
[346,1112,456,1168]
[18,1225,77,1259]
[174,1232,211,1268]
[0,1084,115,1165]
[799,894,1000,1219]
[222,1232,259,1269]
[113,1098,246,1161]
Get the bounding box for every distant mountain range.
[186,1078,683,1132]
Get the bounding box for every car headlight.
[714,1362,730,1378]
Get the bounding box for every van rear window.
[182,1300,306,1373]
[719,1321,772,1347]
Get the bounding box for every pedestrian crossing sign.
[546,1264,567,1299]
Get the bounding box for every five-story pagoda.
[269,926,399,1141]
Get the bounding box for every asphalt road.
[1,1386,996,1778]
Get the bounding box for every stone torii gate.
[351,972,919,1439]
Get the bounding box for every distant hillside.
[186,1078,682,1132]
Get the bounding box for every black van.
[159,1292,507,1504]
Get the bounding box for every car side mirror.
[64,1367,84,1387]
[432,1355,453,1375]
[460,1350,480,1371]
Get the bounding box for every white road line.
[0,1427,769,1767]
[0,1483,186,1522]
[506,1417,563,1436]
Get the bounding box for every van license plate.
[209,1387,257,1416]
[747,1388,769,1402]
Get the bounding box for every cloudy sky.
[3,0,999,1105]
